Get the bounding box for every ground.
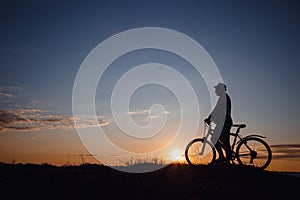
[0,163,299,200]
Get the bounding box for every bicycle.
[185,123,272,169]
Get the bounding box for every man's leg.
[221,139,231,163]
[220,124,232,163]
[211,128,225,161]
[214,142,225,159]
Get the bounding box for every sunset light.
[0,0,299,179]
[170,149,183,161]
[0,0,299,199]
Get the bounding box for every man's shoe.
[214,157,226,164]
[223,159,231,165]
[213,157,231,165]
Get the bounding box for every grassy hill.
[0,162,299,200]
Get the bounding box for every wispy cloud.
[0,92,14,98]
[128,110,170,116]
[0,86,22,91]
[127,110,149,115]
[0,85,20,103]
[0,92,16,102]
[270,144,300,159]
[127,109,170,125]
[128,110,151,125]
[0,109,110,132]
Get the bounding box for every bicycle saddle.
[232,124,246,128]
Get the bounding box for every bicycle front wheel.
[185,138,216,166]
[236,137,272,169]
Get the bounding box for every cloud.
[0,85,20,103]
[0,92,16,102]
[270,144,300,159]
[0,85,111,131]
[128,110,149,115]
[0,92,14,98]
[0,86,22,91]
[128,109,170,124]
[128,110,170,116]
[0,109,110,132]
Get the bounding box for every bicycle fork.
[199,135,208,155]
[243,141,257,164]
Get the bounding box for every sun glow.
[170,149,183,161]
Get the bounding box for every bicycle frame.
[201,124,267,158]
[199,124,214,155]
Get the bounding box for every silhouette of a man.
[204,83,233,164]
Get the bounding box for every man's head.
[214,83,227,96]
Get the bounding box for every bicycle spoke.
[236,137,272,169]
[256,158,263,167]
[185,139,215,165]
[191,145,199,153]
[238,153,251,156]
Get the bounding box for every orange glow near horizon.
[169,149,183,161]
[0,130,300,171]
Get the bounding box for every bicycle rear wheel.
[236,137,272,169]
[185,138,216,165]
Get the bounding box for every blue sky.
[0,0,299,167]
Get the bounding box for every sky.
[0,0,299,171]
